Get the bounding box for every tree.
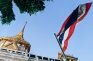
[0,0,51,24]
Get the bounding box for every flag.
[57,2,92,52]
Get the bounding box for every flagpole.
[54,33,67,61]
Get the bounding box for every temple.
[0,22,78,61]
[0,21,31,53]
[58,52,78,61]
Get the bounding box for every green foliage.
[0,0,51,24]
[0,0,15,24]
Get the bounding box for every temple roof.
[0,21,31,53]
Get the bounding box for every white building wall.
[0,48,28,61]
[0,48,77,61]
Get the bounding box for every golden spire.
[16,21,27,40]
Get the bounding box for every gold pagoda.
[0,22,31,53]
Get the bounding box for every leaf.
[0,0,51,24]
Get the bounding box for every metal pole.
[54,33,67,61]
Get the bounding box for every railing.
[0,48,61,61]
[28,54,61,61]
[0,48,28,60]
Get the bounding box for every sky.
[0,0,93,61]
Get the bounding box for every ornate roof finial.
[16,21,27,40]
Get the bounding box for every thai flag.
[57,2,92,52]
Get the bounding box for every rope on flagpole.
[54,33,67,61]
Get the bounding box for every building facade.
[0,48,78,61]
[58,52,78,61]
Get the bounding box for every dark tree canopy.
[0,0,51,24]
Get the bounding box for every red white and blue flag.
[57,2,92,52]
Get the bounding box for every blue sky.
[0,0,93,61]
